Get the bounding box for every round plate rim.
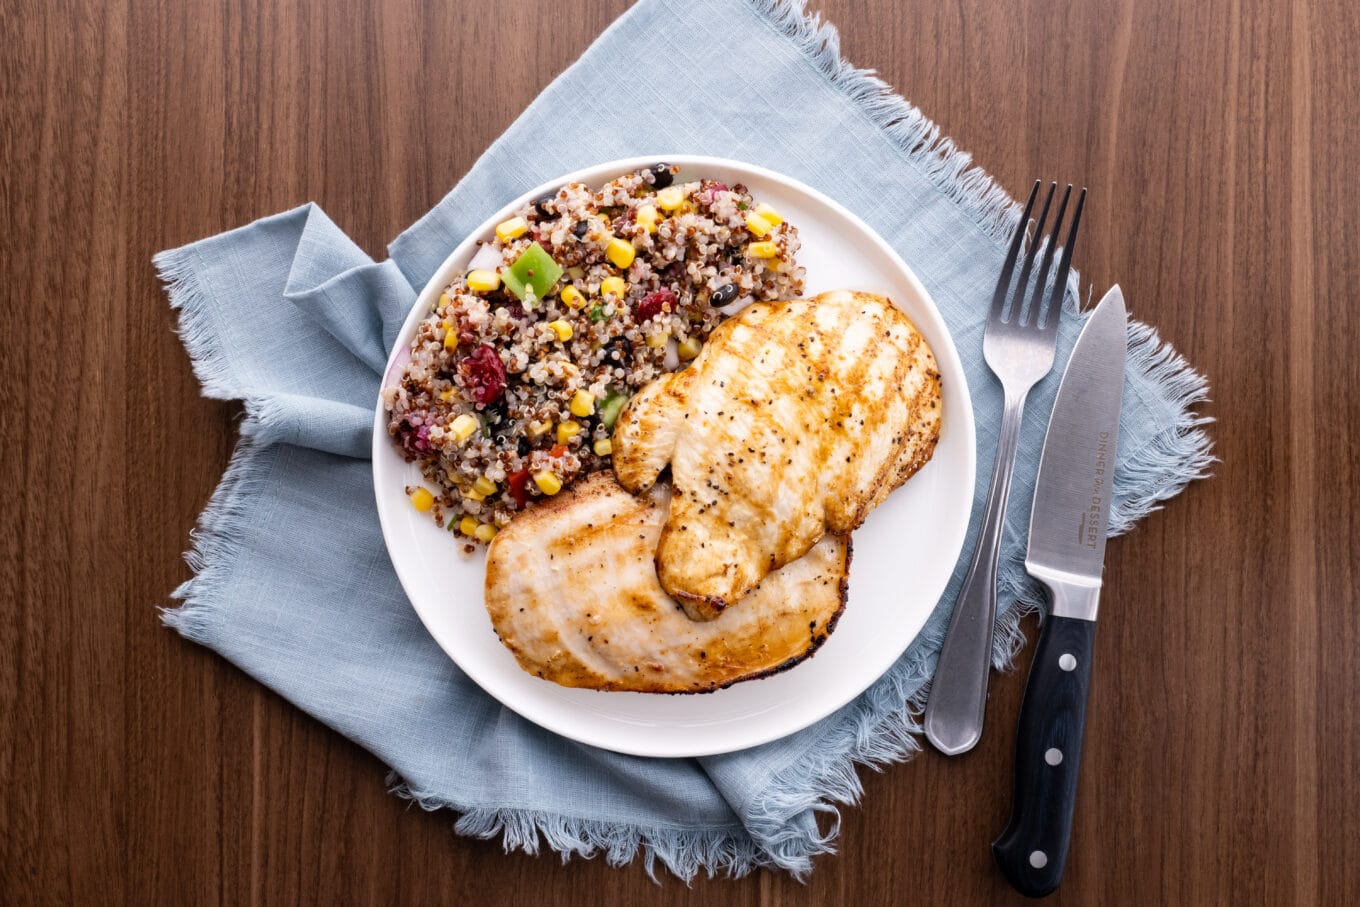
[372,154,976,757]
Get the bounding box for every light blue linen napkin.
[155,0,1212,879]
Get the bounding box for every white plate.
[373,156,975,758]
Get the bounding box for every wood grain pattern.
[2,0,1356,903]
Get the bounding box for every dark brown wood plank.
[2,0,1356,903]
[1303,1,1359,903]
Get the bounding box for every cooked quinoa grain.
[383,165,805,539]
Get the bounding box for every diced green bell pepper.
[597,390,629,431]
[501,242,563,302]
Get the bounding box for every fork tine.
[1027,184,1072,326]
[1008,182,1056,323]
[1041,187,1087,331]
[989,181,1040,321]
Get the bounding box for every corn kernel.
[459,515,480,536]
[474,523,498,543]
[408,487,434,512]
[748,241,778,259]
[527,419,552,438]
[605,237,635,269]
[547,320,574,342]
[744,212,774,237]
[557,420,582,444]
[646,332,670,349]
[450,413,479,441]
[600,276,627,298]
[570,390,595,418]
[534,471,563,495]
[467,269,501,292]
[656,187,684,211]
[754,202,783,225]
[472,475,497,496]
[438,388,455,402]
[560,284,585,309]
[678,336,703,360]
[439,292,453,307]
[593,438,613,457]
[636,204,659,233]
[443,327,458,351]
[495,216,527,242]
[464,488,486,502]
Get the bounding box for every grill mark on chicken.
[484,473,849,693]
[612,290,942,619]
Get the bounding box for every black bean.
[710,283,739,306]
[532,192,557,218]
[517,436,531,456]
[647,162,673,189]
[572,220,589,239]
[603,336,632,362]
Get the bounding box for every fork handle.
[925,387,1029,756]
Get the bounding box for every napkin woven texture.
[154,0,1213,880]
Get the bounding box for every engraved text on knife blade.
[1080,430,1111,549]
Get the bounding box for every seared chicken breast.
[485,473,849,693]
[612,290,941,620]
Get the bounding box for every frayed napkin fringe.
[160,432,267,643]
[389,775,781,882]
[1110,321,1217,533]
[754,0,1022,248]
[154,245,241,402]
[153,244,278,640]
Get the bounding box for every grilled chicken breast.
[612,290,941,620]
[485,473,849,693]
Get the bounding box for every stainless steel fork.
[924,181,1087,756]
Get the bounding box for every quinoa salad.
[382,163,805,546]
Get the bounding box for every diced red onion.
[383,342,412,390]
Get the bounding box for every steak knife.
[992,285,1128,897]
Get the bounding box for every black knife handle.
[992,614,1096,898]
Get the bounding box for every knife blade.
[992,285,1128,898]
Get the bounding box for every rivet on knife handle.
[992,606,1097,897]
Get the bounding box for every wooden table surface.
[3,0,1357,903]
